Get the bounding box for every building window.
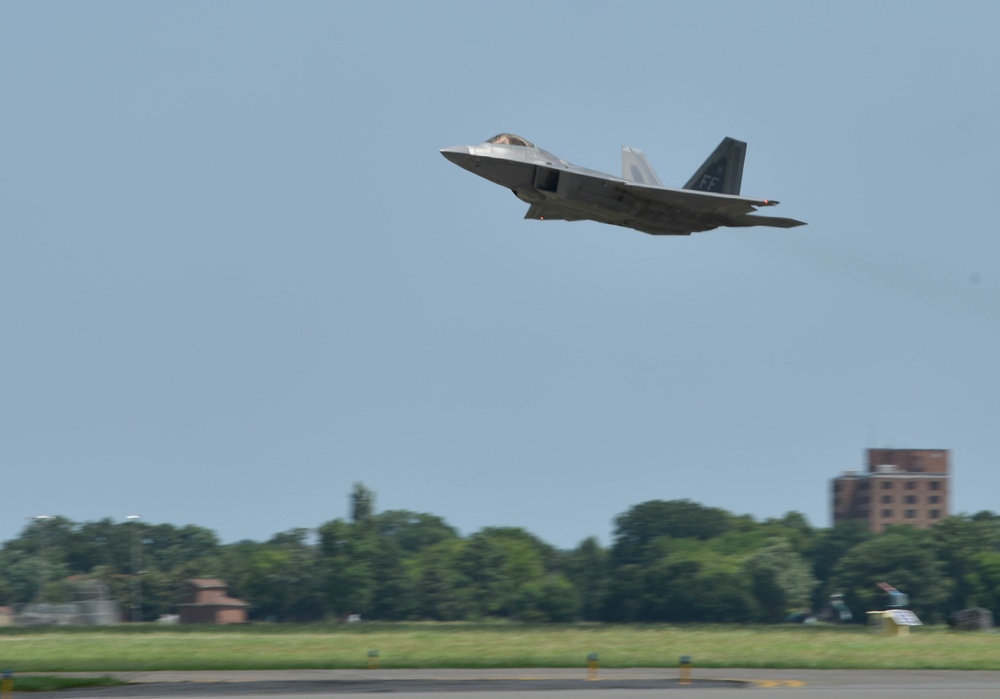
[905,510,917,518]
[882,482,893,489]
[905,495,917,504]
[929,495,940,504]
[834,498,841,507]
[882,509,893,518]
[881,495,893,504]
[860,481,869,490]
[905,482,916,490]
[931,481,941,490]
[930,509,940,519]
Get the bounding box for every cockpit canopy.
[487,133,534,148]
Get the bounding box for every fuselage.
[440,134,805,236]
[440,141,687,232]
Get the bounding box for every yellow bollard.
[586,653,599,681]
[679,655,692,686]
[1,670,13,699]
[367,650,380,670]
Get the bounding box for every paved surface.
[24,668,1000,698]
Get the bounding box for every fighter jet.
[440,134,805,236]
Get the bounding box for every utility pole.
[126,515,142,622]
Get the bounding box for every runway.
[28,668,1000,699]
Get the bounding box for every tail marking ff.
[683,137,746,195]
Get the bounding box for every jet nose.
[440,145,474,168]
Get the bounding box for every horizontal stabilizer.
[730,214,806,229]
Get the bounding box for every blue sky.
[2,2,998,549]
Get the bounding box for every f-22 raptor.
[440,134,805,236]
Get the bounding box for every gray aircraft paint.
[441,134,804,236]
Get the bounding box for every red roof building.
[177,579,248,624]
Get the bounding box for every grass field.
[0,623,998,672]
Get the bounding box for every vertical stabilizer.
[621,146,663,187]
[683,137,746,195]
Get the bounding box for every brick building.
[176,579,248,624]
[832,449,950,532]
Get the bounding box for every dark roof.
[188,578,227,588]
[178,597,248,608]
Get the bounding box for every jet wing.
[614,180,764,216]
[524,203,586,222]
[611,180,805,228]
[521,168,804,234]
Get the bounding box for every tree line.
[3,484,999,624]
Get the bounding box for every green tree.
[640,547,757,623]
[456,528,549,618]
[374,510,458,553]
[318,518,378,618]
[411,539,473,620]
[0,549,40,603]
[600,563,645,622]
[350,482,375,524]
[693,571,757,622]
[758,512,815,555]
[963,551,1000,611]
[638,556,702,622]
[611,500,733,566]
[743,539,816,620]
[513,575,581,622]
[367,536,416,620]
[142,523,220,572]
[830,526,951,622]
[63,519,130,573]
[806,519,872,608]
[563,537,608,620]
[137,567,176,621]
[220,530,325,621]
[931,515,1000,611]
